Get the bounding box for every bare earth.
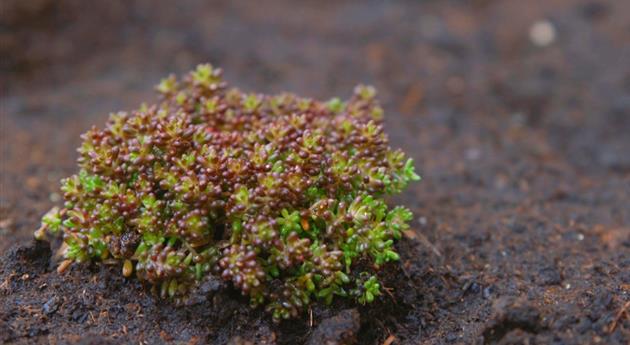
[1,0,629,344]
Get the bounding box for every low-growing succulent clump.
[36,64,420,322]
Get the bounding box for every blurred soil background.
[1,0,629,344]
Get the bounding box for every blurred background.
[2,0,629,250]
[1,0,629,267]
[1,1,629,343]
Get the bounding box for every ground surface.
[1,0,629,344]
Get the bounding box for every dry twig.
[608,301,630,333]
[383,334,396,345]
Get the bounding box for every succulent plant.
[36,64,420,322]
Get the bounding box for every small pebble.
[536,266,562,286]
[43,296,61,315]
[530,20,556,47]
[483,285,494,299]
[418,217,427,226]
[468,282,481,294]
[123,259,133,277]
[49,193,61,203]
[446,333,458,342]
[306,309,360,345]
[71,309,88,323]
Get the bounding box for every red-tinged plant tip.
[36,63,420,322]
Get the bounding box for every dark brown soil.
[1,0,629,344]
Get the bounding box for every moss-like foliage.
[37,64,420,322]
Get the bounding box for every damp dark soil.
[1,0,629,344]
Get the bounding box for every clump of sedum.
[36,64,420,322]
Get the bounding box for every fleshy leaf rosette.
[36,64,420,322]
